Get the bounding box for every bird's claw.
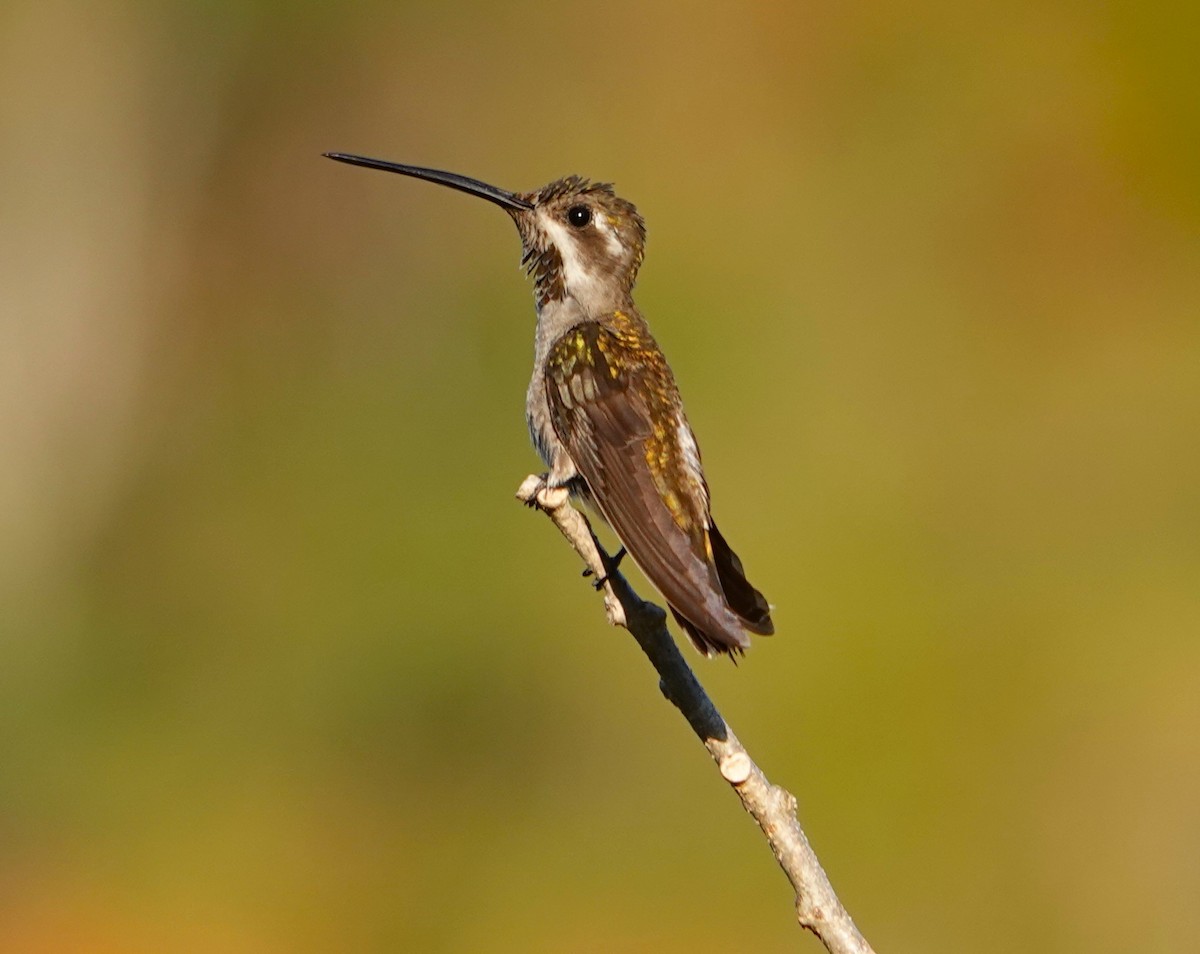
[586,546,627,590]
[522,474,550,509]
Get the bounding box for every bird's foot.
[520,474,549,508]
[517,474,569,511]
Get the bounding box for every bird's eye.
[567,205,592,228]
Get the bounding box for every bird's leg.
[522,473,550,508]
[518,472,621,591]
[520,473,572,512]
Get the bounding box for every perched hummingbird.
[325,153,774,656]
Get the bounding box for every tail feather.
[708,521,774,635]
[670,606,746,659]
[667,521,773,658]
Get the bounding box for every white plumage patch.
[594,213,624,259]
[675,416,710,524]
[539,212,598,300]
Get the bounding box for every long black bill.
[324,152,532,211]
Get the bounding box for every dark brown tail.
[670,607,745,658]
[669,521,773,657]
[708,521,774,635]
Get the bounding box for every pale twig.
[516,476,877,954]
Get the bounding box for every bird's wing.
[543,320,750,654]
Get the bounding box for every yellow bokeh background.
[2,2,1197,951]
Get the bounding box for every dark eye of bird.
[567,205,591,228]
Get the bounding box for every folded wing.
[544,320,771,655]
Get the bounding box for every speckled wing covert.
[544,318,773,656]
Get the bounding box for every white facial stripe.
[593,213,624,259]
[539,210,599,298]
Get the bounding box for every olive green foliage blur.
[2,1,1197,951]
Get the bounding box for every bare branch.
[516,475,877,954]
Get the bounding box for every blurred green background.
[2,1,1198,951]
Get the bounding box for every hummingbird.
[325,152,774,656]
